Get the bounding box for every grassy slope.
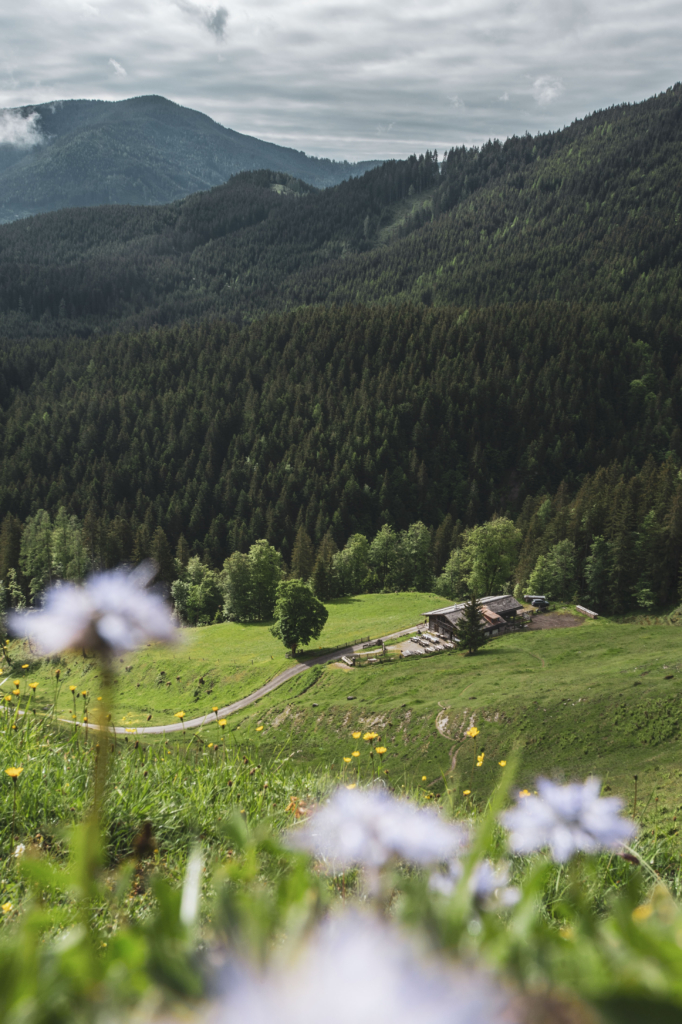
[214,614,682,816]
[1,592,438,727]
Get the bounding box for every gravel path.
[58,624,422,736]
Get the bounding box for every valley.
[3,79,682,1023]
[6,593,682,816]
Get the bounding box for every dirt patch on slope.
[528,612,584,630]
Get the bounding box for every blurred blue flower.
[9,563,177,658]
[288,786,468,871]
[500,777,636,862]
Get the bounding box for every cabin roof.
[423,595,523,617]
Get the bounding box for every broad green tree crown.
[270,579,328,656]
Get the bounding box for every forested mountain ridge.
[0,95,381,224]
[0,300,679,570]
[1,83,682,339]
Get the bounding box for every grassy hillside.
[212,614,682,814]
[8,594,682,819]
[1,592,435,727]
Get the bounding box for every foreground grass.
[4,690,682,1024]
[0,711,333,916]
[1,592,438,728]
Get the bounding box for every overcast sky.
[0,0,680,161]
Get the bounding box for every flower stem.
[11,779,17,849]
[92,660,114,822]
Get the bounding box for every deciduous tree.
[270,579,328,656]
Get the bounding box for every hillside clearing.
[212,618,682,810]
[2,592,439,727]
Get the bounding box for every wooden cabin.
[423,595,524,640]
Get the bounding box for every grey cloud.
[176,0,228,39]
[0,0,681,161]
[0,108,43,148]
[532,76,564,105]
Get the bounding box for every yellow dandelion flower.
[632,903,654,922]
[519,789,531,798]
[351,751,360,757]
[256,725,264,732]
[4,695,11,702]
[29,682,38,690]
[5,767,23,778]
[498,760,507,767]
[465,726,480,738]
[363,732,373,741]
[12,689,20,696]
[212,706,219,713]
[208,743,214,749]
[219,719,227,728]
[69,685,76,692]
[376,746,387,755]
[83,716,88,723]
[174,711,185,720]
[21,664,28,669]
[422,775,427,781]
[2,902,12,913]
[81,691,88,697]
[463,789,471,795]
[352,731,361,739]
[343,757,352,763]
[345,783,357,790]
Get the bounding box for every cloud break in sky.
[0,0,681,161]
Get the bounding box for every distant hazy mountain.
[0,95,382,222]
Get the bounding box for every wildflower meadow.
[3,569,682,1023]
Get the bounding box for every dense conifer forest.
[1,84,682,337]
[2,84,682,613]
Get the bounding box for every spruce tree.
[454,593,486,655]
[150,526,174,582]
[291,527,315,580]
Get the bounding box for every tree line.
[3,453,682,623]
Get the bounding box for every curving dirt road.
[57,625,422,737]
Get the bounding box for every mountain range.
[1,84,682,587]
[1,83,681,339]
[0,94,382,223]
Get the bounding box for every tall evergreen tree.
[0,514,22,586]
[150,526,174,583]
[175,534,190,568]
[311,531,338,601]
[454,593,487,655]
[291,527,315,580]
[19,510,53,602]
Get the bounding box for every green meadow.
[6,594,682,814]
[214,613,682,812]
[5,597,682,1023]
[1,592,440,728]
